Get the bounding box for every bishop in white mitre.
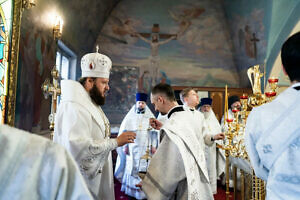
[54,51,136,199]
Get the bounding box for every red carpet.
[114,178,233,200]
[112,149,233,200]
[114,178,129,200]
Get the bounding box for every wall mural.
[97,0,240,89]
[224,0,268,87]
[0,0,12,123]
[102,65,139,125]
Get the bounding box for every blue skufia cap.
[200,97,212,106]
[136,93,148,102]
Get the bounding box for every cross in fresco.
[131,24,177,58]
[251,33,260,59]
[131,24,177,86]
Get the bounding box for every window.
[55,40,77,80]
[55,41,77,105]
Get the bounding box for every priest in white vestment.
[0,124,93,199]
[54,51,136,199]
[220,95,241,131]
[115,92,158,199]
[245,32,300,200]
[140,84,224,200]
[199,98,225,194]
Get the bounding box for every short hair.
[179,88,194,103]
[281,31,300,82]
[151,83,176,101]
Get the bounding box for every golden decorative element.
[41,68,61,131]
[6,0,22,126]
[222,65,279,200]
[247,65,263,95]
[138,126,153,180]
[53,16,63,40]
[6,0,36,125]
[22,0,36,9]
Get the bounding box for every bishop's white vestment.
[54,80,117,200]
[115,105,158,199]
[245,83,300,200]
[0,124,93,200]
[142,106,214,200]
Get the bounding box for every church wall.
[224,0,300,87]
[14,0,119,133]
[265,0,300,80]
[268,20,300,88]
[97,0,240,90]
[223,0,269,87]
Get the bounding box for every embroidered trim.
[145,172,172,197]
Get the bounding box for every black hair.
[228,95,240,108]
[281,32,300,82]
[78,77,96,86]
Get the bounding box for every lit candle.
[59,19,63,35]
[224,85,228,125]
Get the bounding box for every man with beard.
[54,50,136,200]
[115,93,158,199]
[199,98,225,194]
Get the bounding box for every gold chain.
[98,106,111,138]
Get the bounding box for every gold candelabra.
[222,65,278,200]
[138,126,154,180]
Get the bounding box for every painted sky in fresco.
[97,0,240,87]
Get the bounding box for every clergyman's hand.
[213,133,225,140]
[117,131,136,147]
[149,118,163,130]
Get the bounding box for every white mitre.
[81,49,112,78]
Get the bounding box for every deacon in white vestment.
[180,89,225,194]
[199,98,225,194]
[140,84,224,200]
[54,50,136,199]
[115,93,158,199]
[0,124,93,200]
[245,32,300,200]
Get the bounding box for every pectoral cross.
[251,33,260,59]
[41,67,61,137]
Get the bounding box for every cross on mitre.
[99,57,108,66]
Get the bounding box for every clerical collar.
[292,82,300,91]
[136,108,145,114]
[167,106,184,119]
